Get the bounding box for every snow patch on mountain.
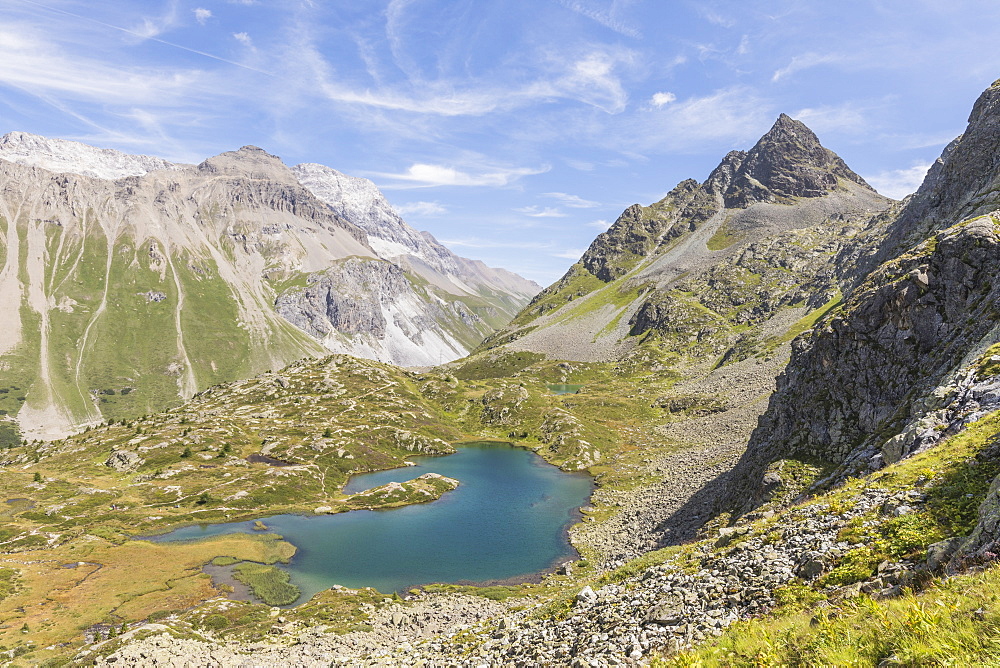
[0,131,183,180]
[292,162,540,300]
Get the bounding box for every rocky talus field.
[10,81,1000,667]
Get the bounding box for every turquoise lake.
[547,383,583,395]
[153,442,592,602]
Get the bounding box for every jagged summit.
[483,111,891,362]
[707,114,873,208]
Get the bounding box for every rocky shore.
[95,481,918,666]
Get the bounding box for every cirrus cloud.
[395,200,447,216]
[515,206,568,217]
[370,162,550,189]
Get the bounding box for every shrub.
[819,546,879,587]
[201,614,229,630]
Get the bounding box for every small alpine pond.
[547,383,583,395]
[152,442,593,602]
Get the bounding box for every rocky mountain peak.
[292,162,401,233]
[706,114,873,208]
[197,145,295,182]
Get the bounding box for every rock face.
[881,79,1000,256]
[104,450,143,472]
[0,133,537,439]
[748,218,1000,460]
[487,114,891,363]
[293,163,538,302]
[274,257,481,366]
[709,114,872,208]
[723,80,1000,514]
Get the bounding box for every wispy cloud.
[587,219,612,229]
[130,3,181,40]
[439,238,555,250]
[557,0,642,39]
[697,7,736,28]
[566,159,595,171]
[736,34,750,56]
[772,52,845,82]
[233,32,253,47]
[515,206,568,217]
[543,192,600,208]
[793,103,869,134]
[370,162,549,188]
[624,86,774,152]
[294,12,634,117]
[395,201,447,216]
[865,162,931,200]
[0,27,208,106]
[552,248,587,259]
[14,0,270,74]
[194,8,212,25]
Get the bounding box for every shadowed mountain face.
[482,114,892,365]
[721,79,1000,515]
[0,134,538,440]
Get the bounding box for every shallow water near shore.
[547,383,583,395]
[153,442,593,602]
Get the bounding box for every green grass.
[452,351,546,380]
[507,264,606,328]
[782,292,843,342]
[0,567,20,602]
[656,407,1000,666]
[977,342,1000,380]
[706,223,744,251]
[660,568,1000,667]
[232,562,301,606]
[211,556,239,566]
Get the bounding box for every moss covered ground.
[0,346,695,664]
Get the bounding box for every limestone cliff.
[0,135,537,440]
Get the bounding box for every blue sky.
[1,0,999,284]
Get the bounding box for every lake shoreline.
[156,442,593,601]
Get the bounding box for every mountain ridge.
[0,132,538,440]
[481,113,891,363]
[13,84,1000,667]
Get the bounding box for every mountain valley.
[5,78,1000,667]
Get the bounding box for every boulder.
[575,586,598,606]
[105,450,143,472]
[926,537,965,571]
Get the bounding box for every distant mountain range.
[0,132,538,440]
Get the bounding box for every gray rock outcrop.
[721,79,1000,514]
[104,450,143,472]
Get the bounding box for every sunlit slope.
[484,115,893,365]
